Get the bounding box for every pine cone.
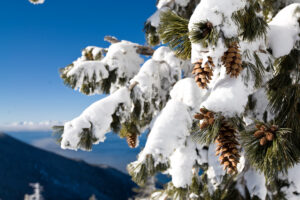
[192,57,215,89]
[194,108,215,129]
[253,124,278,146]
[126,133,138,148]
[221,42,243,78]
[215,121,240,174]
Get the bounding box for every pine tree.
[24,183,44,200]
[54,0,300,199]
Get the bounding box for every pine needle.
[158,11,191,60]
[241,125,300,181]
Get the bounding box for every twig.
[129,81,139,91]
[104,36,120,44]
[104,35,155,56]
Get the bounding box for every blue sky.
[0,0,156,125]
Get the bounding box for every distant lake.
[6,131,147,173]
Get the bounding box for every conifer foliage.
[55,0,300,199]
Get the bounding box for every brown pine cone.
[215,121,240,174]
[221,42,243,78]
[254,123,278,146]
[126,133,138,148]
[260,137,267,146]
[192,57,215,89]
[194,108,215,129]
[266,132,274,141]
[254,130,265,138]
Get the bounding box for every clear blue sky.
[0,0,156,124]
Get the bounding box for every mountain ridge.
[0,133,135,200]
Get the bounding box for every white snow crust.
[65,41,143,95]
[29,0,44,5]
[268,3,300,57]
[61,88,131,150]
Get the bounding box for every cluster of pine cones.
[193,43,243,89]
[194,108,240,174]
[194,108,215,129]
[254,124,277,146]
[192,57,215,89]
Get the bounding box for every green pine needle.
[52,125,64,144]
[127,155,169,186]
[77,125,98,151]
[232,1,268,41]
[241,126,300,181]
[158,11,191,60]
[60,63,118,95]
[243,52,266,88]
[267,49,300,132]
[144,22,160,46]
[190,21,219,48]
[192,114,244,145]
[192,113,223,145]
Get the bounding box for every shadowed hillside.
[0,133,136,200]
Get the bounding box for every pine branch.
[190,21,219,48]
[232,1,268,41]
[104,35,154,56]
[52,125,64,144]
[52,124,97,151]
[241,124,300,181]
[267,49,300,132]
[144,22,160,46]
[104,35,120,44]
[158,11,191,60]
[127,155,169,186]
[242,52,266,88]
[192,113,223,145]
[192,113,244,145]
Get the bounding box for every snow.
[189,0,244,63]
[138,99,192,164]
[206,144,226,188]
[64,41,143,95]
[170,78,205,109]
[149,0,191,27]
[131,59,160,97]
[189,193,199,199]
[147,6,170,28]
[82,46,104,60]
[242,168,267,199]
[174,0,190,7]
[283,164,300,200]
[29,0,45,5]
[131,47,183,108]
[268,3,300,57]
[244,88,274,125]
[157,0,190,9]
[60,88,131,150]
[67,61,109,93]
[168,138,197,188]
[102,41,144,79]
[201,74,252,117]
[189,0,246,38]
[24,183,44,200]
